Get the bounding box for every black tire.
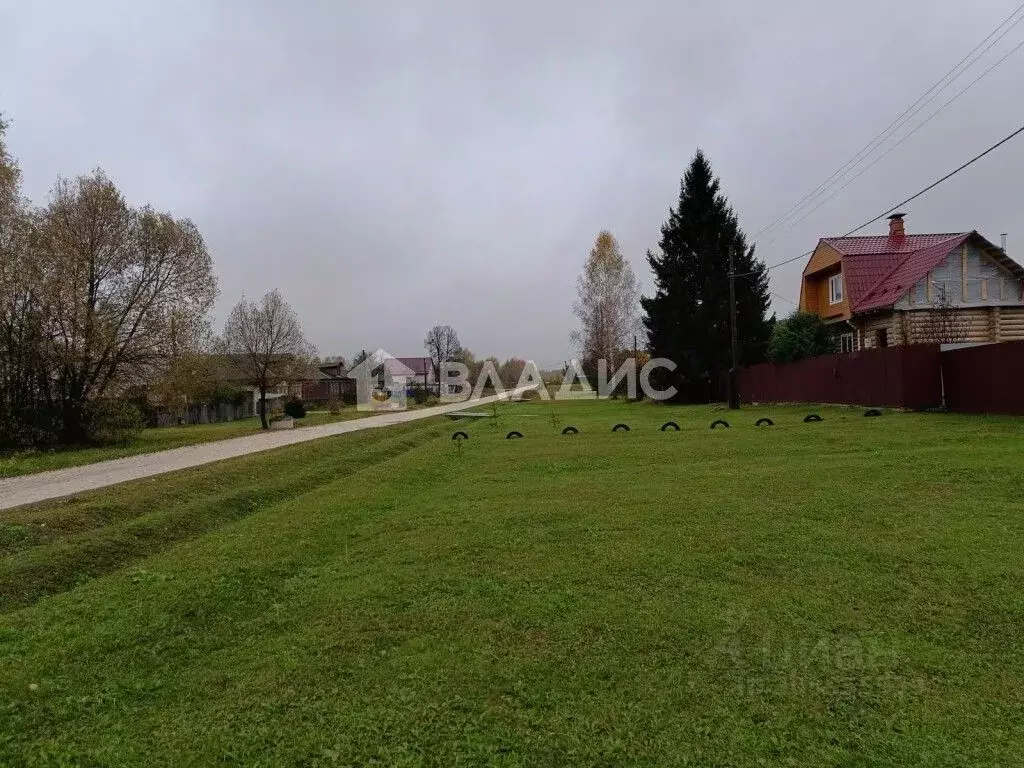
[612,423,630,432]
[803,414,823,423]
[660,421,680,432]
[505,431,523,439]
[755,418,774,427]
[710,420,730,429]
[864,409,883,417]
[451,431,469,441]
[561,426,579,435]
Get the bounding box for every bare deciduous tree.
[35,172,218,441]
[0,117,53,447]
[424,324,461,372]
[0,120,219,448]
[572,231,639,370]
[221,290,316,429]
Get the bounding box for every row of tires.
[452,409,883,440]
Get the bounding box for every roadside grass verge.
[0,410,370,478]
[0,420,443,611]
[1,401,1023,764]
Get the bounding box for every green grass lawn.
[2,401,1024,765]
[0,410,372,478]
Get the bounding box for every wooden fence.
[151,400,254,427]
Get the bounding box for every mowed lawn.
[2,401,1024,766]
[0,410,370,478]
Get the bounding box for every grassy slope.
[2,402,1024,766]
[0,411,370,478]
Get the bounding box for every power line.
[750,2,1024,242]
[770,292,798,307]
[760,32,1024,248]
[753,7,1024,242]
[839,120,1024,238]
[743,119,1024,278]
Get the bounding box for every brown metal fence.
[739,345,943,409]
[941,340,1024,415]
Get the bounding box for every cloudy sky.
[3,1,1023,366]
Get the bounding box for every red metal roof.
[813,232,970,314]
[855,234,971,312]
[393,357,435,376]
[840,252,906,308]
[822,233,965,255]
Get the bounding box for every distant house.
[298,362,356,403]
[799,213,1024,351]
[392,357,439,391]
[211,354,321,414]
[344,351,416,410]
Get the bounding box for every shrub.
[326,398,343,415]
[0,407,62,452]
[212,387,248,407]
[87,400,145,445]
[283,398,307,419]
[768,311,834,363]
[409,386,431,405]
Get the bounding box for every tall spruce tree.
[641,151,771,402]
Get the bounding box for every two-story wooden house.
[799,213,1024,350]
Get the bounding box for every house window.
[839,333,855,353]
[875,328,889,348]
[829,273,844,305]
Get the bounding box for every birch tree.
[572,231,639,369]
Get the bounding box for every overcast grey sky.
[3,1,1023,366]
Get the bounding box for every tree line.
[0,119,221,448]
[572,150,824,401]
[0,118,322,445]
[573,149,973,388]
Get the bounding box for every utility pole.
[727,246,740,410]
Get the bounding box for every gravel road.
[0,392,518,511]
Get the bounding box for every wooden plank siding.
[800,242,848,320]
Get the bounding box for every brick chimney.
[887,213,906,237]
